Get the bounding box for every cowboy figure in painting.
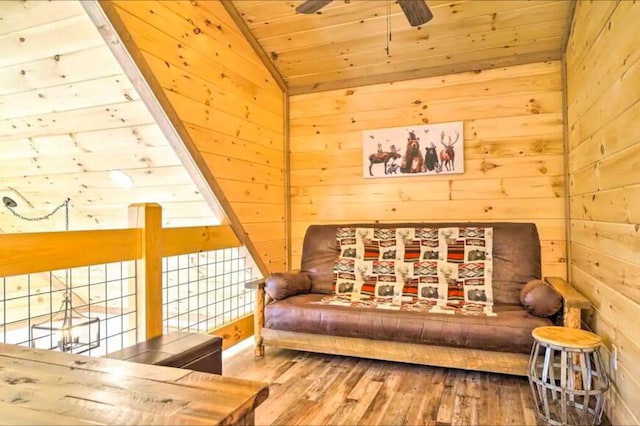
[368,143,401,176]
[400,131,423,173]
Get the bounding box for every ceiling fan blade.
[295,0,334,14]
[398,0,433,27]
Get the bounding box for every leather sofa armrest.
[265,272,312,300]
[544,276,592,328]
[247,272,309,358]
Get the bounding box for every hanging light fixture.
[3,196,101,354]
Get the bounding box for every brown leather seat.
[266,293,552,354]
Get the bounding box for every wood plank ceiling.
[229,0,572,94]
[0,0,221,233]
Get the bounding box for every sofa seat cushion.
[265,294,552,354]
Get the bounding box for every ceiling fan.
[295,0,433,27]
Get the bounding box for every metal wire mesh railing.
[0,261,138,357]
[162,247,255,334]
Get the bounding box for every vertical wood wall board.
[199,153,284,187]
[567,1,633,109]
[290,93,563,134]
[124,1,268,73]
[216,180,286,205]
[290,61,565,276]
[109,5,282,111]
[564,0,619,76]
[570,220,640,270]
[290,111,563,140]
[570,142,640,195]
[290,133,565,160]
[185,124,284,168]
[229,202,286,224]
[568,99,640,172]
[567,1,640,422]
[289,68,562,119]
[568,56,640,152]
[291,198,565,222]
[288,218,567,245]
[135,45,282,117]
[569,267,640,423]
[110,1,277,94]
[291,60,560,102]
[143,54,283,134]
[243,222,287,245]
[163,89,283,148]
[291,155,564,186]
[570,243,640,306]
[104,0,286,274]
[570,185,640,224]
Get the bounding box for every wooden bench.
[106,331,223,375]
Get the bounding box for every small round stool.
[528,326,609,426]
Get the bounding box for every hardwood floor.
[224,346,539,425]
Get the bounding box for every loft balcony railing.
[0,203,259,356]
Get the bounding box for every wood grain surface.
[532,326,602,349]
[289,60,567,279]
[228,0,571,94]
[104,0,287,274]
[566,0,640,424]
[0,343,268,425]
[225,346,540,426]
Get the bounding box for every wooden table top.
[0,343,268,425]
[532,326,602,349]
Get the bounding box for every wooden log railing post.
[245,279,266,357]
[129,203,163,341]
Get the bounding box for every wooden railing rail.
[0,218,240,278]
[0,229,141,278]
[0,203,253,350]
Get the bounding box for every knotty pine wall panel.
[567,2,640,423]
[289,61,566,278]
[107,1,286,272]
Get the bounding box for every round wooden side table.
[528,326,609,426]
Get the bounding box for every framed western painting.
[363,121,464,178]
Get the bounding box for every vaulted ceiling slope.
[0,0,222,233]
[230,0,572,94]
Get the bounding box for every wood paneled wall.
[566,1,640,424]
[103,1,287,272]
[289,61,566,277]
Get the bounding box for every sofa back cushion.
[301,222,541,305]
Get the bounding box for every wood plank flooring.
[224,346,539,425]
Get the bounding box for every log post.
[129,203,163,341]
[245,278,266,357]
[254,287,265,357]
[544,277,591,329]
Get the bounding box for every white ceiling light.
[109,169,134,189]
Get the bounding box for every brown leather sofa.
[249,222,590,376]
